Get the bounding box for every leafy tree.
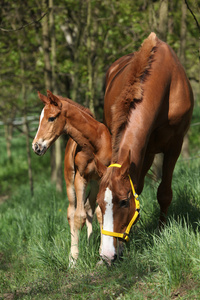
[0,0,199,193]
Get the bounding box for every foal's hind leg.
[157,137,183,226]
[84,180,99,240]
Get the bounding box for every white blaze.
[35,108,44,140]
[101,187,116,260]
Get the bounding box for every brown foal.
[32,90,112,263]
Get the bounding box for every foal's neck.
[61,98,103,152]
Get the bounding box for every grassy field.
[0,111,200,299]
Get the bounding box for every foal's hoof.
[68,256,77,268]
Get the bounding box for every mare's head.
[32,90,65,156]
[96,157,139,264]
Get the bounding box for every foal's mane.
[111,33,158,160]
[57,95,95,155]
[58,95,94,118]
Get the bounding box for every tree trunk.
[152,0,169,180]
[41,0,51,91]
[23,114,34,197]
[41,0,55,184]
[22,61,34,197]
[148,1,157,31]
[60,1,85,103]
[4,123,13,162]
[49,0,63,192]
[41,0,63,192]
[180,0,190,159]
[158,0,168,41]
[86,0,95,115]
[14,13,34,196]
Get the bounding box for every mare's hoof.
[96,259,105,267]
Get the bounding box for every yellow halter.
[101,163,140,242]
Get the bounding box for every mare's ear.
[120,150,131,178]
[47,90,62,109]
[93,154,107,178]
[38,91,49,105]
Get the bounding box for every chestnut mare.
[96,33,194,263]
[32,90,112,263]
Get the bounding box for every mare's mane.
[111,33,158,161]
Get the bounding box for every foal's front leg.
[66,174,77,265]
[71,172,87,259]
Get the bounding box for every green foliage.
[0,135,51,195]
[0,0,199,120]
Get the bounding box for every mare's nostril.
[112,254,118,262]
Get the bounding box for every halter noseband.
[101,163,140,242]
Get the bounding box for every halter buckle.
[123,232,130,242]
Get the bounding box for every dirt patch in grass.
[0,195,8,204]
[171,278,199,299]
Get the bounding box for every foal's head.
[96,157,139,264]
[32,90,65,156]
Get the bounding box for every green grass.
[0,121,200,299]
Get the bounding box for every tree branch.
[0,11,49,32]
[185,0,200,32]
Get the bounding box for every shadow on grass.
[167,186,200,231]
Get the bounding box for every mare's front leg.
[157,137,183,226]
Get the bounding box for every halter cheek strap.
[101,164,140,242]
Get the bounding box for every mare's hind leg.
[157,137,183,226]
[84,180,99,240]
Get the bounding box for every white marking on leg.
[101,187,115,260]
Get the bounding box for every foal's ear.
[38,91,49,105]
[47,90,62,109]
[93,154,107,178]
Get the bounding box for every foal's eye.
[48,116,56,122]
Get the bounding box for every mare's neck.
[112,108,153,186]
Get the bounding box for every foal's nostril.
[33,143,41,155]
[34,143,40,152]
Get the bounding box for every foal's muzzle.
[32,142,47,156]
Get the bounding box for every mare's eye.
[120,200,128,208]
[48,116,56,122]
